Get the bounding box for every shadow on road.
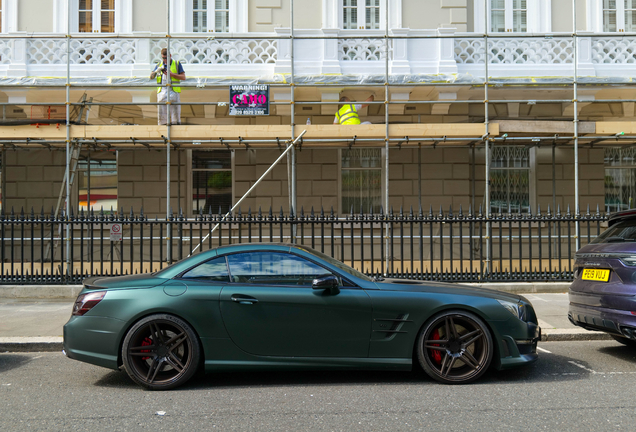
[90,349,598,391]
[0,354,35,374]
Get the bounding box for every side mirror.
[312,274,340,294]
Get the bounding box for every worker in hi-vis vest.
[334,95,374,125]
[150,48,186,125]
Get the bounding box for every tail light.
[72,291,106,316]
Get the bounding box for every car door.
[219,251,372,358]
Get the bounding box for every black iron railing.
[0,205,607,284]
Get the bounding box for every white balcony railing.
[0,31,634,80]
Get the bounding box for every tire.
[610,334,636,348]
[122,314,200,390]
[416,310,493,384]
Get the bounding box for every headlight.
[497,299,527,321]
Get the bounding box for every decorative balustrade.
[454,37,574,64]
[151,39,277,65]
[338,38,388,61]
[28,39,138,64]
[591,37,636,63]
[0,33,634,78]
[0,40,12,64]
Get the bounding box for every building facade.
[0,0,634,226]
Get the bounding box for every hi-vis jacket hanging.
[335,104,361,125]
[156,60,182,93]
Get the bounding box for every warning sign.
[110,223,122,242]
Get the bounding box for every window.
[172,0,247,33]
[489,146,531,214]
[78,152,118,212]
[341,148,382,214]
[192,0,229,32]
[78,0,115,33]
[192,150,232,215]
[180,256,229,282]
[490,0,526,32]
[602,0,636,32]
[343,0,381,30]
[227,252,330,285]
[605,147,636,212]
[0,0,3,33]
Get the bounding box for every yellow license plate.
[581,268,610,282]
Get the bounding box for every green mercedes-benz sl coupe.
[63,243,540,390]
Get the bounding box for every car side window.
[227,252,332,286]
[180,256,229,282]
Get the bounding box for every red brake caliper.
[430,329,442,364]
[141,337,153,360]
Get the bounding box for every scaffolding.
[2,0,636,274]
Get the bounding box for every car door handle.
[230,294,259,305]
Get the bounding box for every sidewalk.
[0,283,610,352]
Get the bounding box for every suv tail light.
[72,291,106,316]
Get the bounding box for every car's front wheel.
[122,314,200,390]
[416,310,493,384]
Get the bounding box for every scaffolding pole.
[573,0,581,250]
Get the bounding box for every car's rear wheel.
[122,314,200,390]
[416,310,493,384]
[610,334,636,348]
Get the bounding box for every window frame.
[473,0,549,33]
[338,147,385,215]
[587,0,636,32]
[342,0,384,30]
[55,0,131,34]
[0,0,18,33]
[323,0,401,30]
[188,149,235,216]
[171,0,248,33]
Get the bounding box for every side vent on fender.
[373,314,412,339]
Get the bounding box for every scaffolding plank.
[596,122,635,135]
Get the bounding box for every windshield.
[591,219,636,244]
[298,246,374,282]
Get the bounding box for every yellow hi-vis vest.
[156,59,181,93]
[336,104,361,125]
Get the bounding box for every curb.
[0,337,63,352]
[0,285,83,300]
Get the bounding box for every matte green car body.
[63,243,539,378]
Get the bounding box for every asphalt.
[0,283,611,352]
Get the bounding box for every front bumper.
[496,322,541,370]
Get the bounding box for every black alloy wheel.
[122,314,200,390]
[417,311,493,384]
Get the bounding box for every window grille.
[605,147,636,212]
[192,150,233,215]
[341,148,382,214]
[489,146,530,213]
